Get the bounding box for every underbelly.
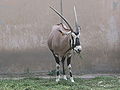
[53,48,71,57]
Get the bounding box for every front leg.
[67,55,74,82]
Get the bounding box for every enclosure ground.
[0,74,120,90]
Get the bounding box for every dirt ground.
[0,74,120,80]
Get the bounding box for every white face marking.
[71,32,82,53]
[71,33,78,45]
[72,32,80,38]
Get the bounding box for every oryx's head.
[50,6,82,53]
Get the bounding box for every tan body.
[48,24,71,57]
[48,6,81,82]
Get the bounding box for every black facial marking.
[71,34,80,47]
[75,37,80,46]
[71,36,74,48]
[74,32,79,35]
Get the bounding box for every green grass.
[0,76,119,90]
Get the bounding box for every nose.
[77,49,81,53]
[74,46,82,53]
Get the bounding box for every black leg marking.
[51,51,60,82]
[70,72,72,77]
[67,56,71,66]
[54,55,60,76]
[61,56,66,75]
[67,56,73,77]
[54,55,60,82]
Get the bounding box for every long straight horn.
[60,0,63,23]
[50,6,73,31]
[74,6,79,32]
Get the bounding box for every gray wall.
[0,0,120,74]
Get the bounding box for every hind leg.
[52,52,60,82]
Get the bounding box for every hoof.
[70,77,75,82]
[63,75,67,80]
[56,79,60,82]
[56,75,60,82]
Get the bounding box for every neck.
[70,35,74,50]
[64,35,74,55]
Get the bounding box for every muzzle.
[74,45,82,53]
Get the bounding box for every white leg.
[63,75,67,80]
[56,75,60,82]
[68,64,75,82]
[70,77,75,82]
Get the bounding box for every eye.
[76,38,80,45]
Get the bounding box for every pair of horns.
[50,6,78,32]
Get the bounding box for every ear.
[71,32,76,37]
[78,26,81,31]
[58,30,71,35]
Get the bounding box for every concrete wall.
[0,0,120,74]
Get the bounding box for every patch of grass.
[0,76,119,90]
[47,69,64,76]
[47,69,56,76]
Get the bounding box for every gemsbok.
[48,6,82,82]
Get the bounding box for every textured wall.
[0,0,120,74]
